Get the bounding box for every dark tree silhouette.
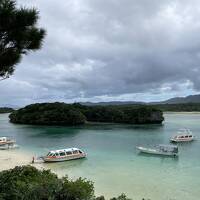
[9,102,164,125]
[0,0,46,80]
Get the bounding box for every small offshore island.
[9,102,164,125]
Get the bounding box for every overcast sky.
[1,0,200,106]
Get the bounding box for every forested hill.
[0,107,14,113]
[9,103,164,125]
[152,103,200,112]
[159,94,200,104]
[80,94,200,106]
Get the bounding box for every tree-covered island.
[9,102,164,125]
[0,107,14,113]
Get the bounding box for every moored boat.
[0,137,18,150]
[0,137,15,146]
[42,148,86,162]
[170,128,194,142]
[136,144,178,156]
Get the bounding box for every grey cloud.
[1,0,200,106]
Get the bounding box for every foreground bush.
[0,166,132,200]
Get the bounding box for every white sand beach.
[0,149,45,171]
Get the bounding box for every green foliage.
[0,166,152,200]
[58,177,94,200]
[110,194,132,200]
[9,102,86,125]
[82,105,163,124]
[0,0,46,79]
[96,194,132,200]
[0,166,95,200]
[0,165,61,200]
[0,107,14,113]
[9,102,164,125]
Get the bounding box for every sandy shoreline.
[0,149,46,172]
[0,149,68,178]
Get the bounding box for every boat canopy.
[175,135,193,138]
[48,148,82,154]
[0,137,7,141]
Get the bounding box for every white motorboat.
[170,128,195,142]
[136,144,178,156]
[0,137,18,150]
[42,147,86,162]
[0,137,15,146]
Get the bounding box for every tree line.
[0,107,14,113]
[9,102,164,125]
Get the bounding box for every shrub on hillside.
[0,166,133,200]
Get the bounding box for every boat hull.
[43,153,86,162]
[0,141,15,146]
[170,138,194,143]
[0,144,19,150]
[136,147,178,156]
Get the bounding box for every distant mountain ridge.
[80,94,200,106]
[0,104,19,109]
[158,94,200,104]
[1,94,200,108]
[81,101,144,106]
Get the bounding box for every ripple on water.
[0,113,200,200]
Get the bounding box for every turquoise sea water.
[1,113,200,200]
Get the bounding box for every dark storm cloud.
[1,0,200,105]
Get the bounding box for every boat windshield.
[172,147,178,153]
[159,145,178,153]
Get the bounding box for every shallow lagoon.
[1,113,200,200]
